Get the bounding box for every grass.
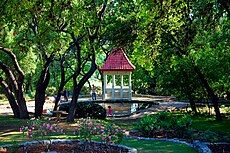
[0,129,199,153]
[0,115,29,126]
[0,116,199,152]
[0,132,198,153]
[121,138,198,153]
[0,112,229,152]
[191,116,230,133]
[0,115,29,136]
[158,111,230,134]
[108,118,138,130]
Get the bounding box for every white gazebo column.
[112,74,115,99]
[103,74,107,100]
[120,75,123,99]
[128,72,132,100]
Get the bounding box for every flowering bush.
[74,118,124,144]
[20,118,64,139]
[20,118,124,145]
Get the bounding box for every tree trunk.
[226,92,230,100]
[34,63,51,118]
[35,88,46,118]
[0,58,29,119]
[193,65,222,120]
[0,78,20,118]
[53,56,70,111]
[66,76,80,122]
[188,98,197,114]
[53,84,65,111]
[16,87,29,119]
[67,63,97,122]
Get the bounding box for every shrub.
[59,102,106,119]
[20,119,64,139]
[25,91,35,99]
[0,94,6,100]
[134,112,192,138]
[46,87,56,96]
[75,102,106,119]
[75,118,124,143]
[191,130,220,142]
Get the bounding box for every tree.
[66,0,108,122]
[133,0,230,120]
[0,47,29,119]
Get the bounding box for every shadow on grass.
[191,117,230,133]
[121,138,198,153]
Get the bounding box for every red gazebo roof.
[100,48,135,72]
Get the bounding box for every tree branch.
[0,46,25,82]
[93,0,108,37]
[0,61,18,91]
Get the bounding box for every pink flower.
[49,125,53,131]
[46,123,51,129]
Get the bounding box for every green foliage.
[46,87,56,96]
[20,119,64,139]
[59,102,106,119]
[220,105,230,114]
[130,0,230,106]
[74,118,124,144]
[191,130,221,143]
[80,86,91,95]
[135,112,192,137]
[0,94,6,100]
[1,0,229,122]
[75,102,106,119]
[191,115,230,133]
[25,91,35,100]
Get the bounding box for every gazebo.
[100,48,135,100]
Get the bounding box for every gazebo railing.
[104,87,131,100]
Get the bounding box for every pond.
[98,102,141,116]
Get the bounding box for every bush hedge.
[59,102,106,119]
[134,112,192,138]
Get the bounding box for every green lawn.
[0,133,198,153]
[121,138,198,153]
[110,113,230,134]
[0,115,199,152]
[108,118,137,130]
[0,130,198,153]
[0,114,229,152]
[0,115,28,126]
[191,116,230,133]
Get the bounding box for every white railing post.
[112,74,115,100]
[129,72,132,100]
[120,75,123,99]
[103,74,107,100]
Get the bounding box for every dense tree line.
[0,0,229,121]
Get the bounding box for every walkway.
[0,95,188,117]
